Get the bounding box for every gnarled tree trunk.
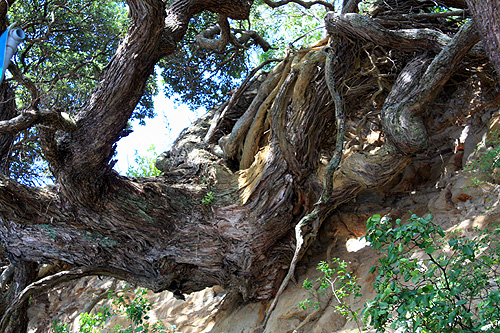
[0,0,498,331]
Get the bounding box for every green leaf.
[422,284,434,293]
[425,245,435,254]
[462,244,474,256]
[379,301,388,310]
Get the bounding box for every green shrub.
[364,214,500,332]
[299,213,500,332]
[51,321,70,333]
[297,259,363,330]
[51,287,181,333]
[465,131,500,186]
[201,191,214,205]
[126,145,162,178]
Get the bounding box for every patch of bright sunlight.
[346,236,370,252]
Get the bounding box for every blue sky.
[114,91,205,175]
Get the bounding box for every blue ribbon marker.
[0,24,25,84]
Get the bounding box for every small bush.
[364,214,500,332]
[465,131,500,186]
[201,191,214,205]
[299,213,500,332]
[297,259,363,330]
[51,287,181,333]
[126,145,162,178]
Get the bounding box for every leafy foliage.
[201,190,214,205]
[299,213,500,332]
[52,287,182,333]
[250,0,333,62]
[297,259,363,328]
[8,128,51,185]
[51,321,70,333]
[158,11,249,110]
[364,214,500,332]
[10,0,129,113]
[4,0,158,184]
[51,306,112,333]
[125,145,162,178]
[465,131,500,186]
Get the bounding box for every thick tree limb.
[70,0,165,170]
[325,12,452,52]
[0,109,76,134]
[0,267,123,332]
[383,20,479,155]
[262,0,335,11]
[0,259,36,333]
[466,0,500,78]
[0,83,16,174]
[195,25,271,51]
[342,0,359,13]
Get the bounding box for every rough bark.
[0,84,16,175]
[0,257,37,333]
[466,0,500,78]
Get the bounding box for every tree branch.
[341,0,359,13]
[325,12,452,52]
[383,20,480,155]
[0,83,16,174]
[262,0,335,11]
[441,0,467,8]
[8,64,39,110]
[45,0,255,206]
[0,267,124,331]
[0,174,61,224]
[69,0,166,186]
[196,25,271,51]
[466,0,500,78]
[235,29,272,51]
[0,0,15,25]
[204,57,283,144]
[381,10,468,21]
[0,109,76,134]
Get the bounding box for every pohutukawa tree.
[0,0,499,331]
